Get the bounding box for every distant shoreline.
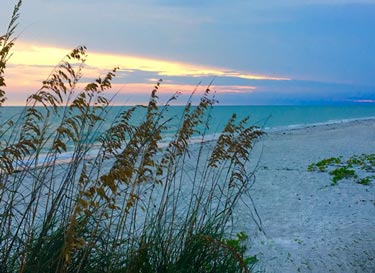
[264,115,375,133]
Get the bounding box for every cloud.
[4,40,374,106]
[2,0,374,88]
[2,41,288,105]
[7,40,289,82]
[2,1,375,106]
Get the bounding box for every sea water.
[1,105,375,164]
[1,104,375,134]
[208,105,375,131]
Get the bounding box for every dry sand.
[238,119,375,273]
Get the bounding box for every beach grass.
[0,1,263,272]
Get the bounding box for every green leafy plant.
[308,154,375,185]
[358,177,372,186]
[225,232,258,269]
[329,167,357,185]
[307,157,342,172]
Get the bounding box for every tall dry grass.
[0,1,263,272]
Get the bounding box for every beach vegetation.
[308,154,375,185]
[307,157,342,172]
[329,167,357,185]
[358,177,372,186]
[0,1,262,272]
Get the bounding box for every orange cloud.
[9,41,290,79]
[214,85,256,93]
[107,83,257,105]
[95,83,256,96]
[3,41,288,105]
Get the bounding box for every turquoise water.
[1,105,375,133]
[209,105,375,131]
[1,105,374,164]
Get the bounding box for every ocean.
[1,104,375,134]
[1,105,375,164]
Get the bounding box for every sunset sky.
[1,0,374,105]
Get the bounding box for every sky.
[0,0,375,105]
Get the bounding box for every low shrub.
[308,154,375,185]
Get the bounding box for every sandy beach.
[237,119,375,272]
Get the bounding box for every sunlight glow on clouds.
[3,41,287,105]
[9,42,290,80]
[109,83,256,95]
[92,83,257,105]
[1,0,374,106]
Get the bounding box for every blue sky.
[1,0,374,105]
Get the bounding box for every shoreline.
[189,116,375,148]
[239,118,375,272]
[15,117,375,171]
[263,116,375,133]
